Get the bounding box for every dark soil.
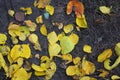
[0,0,120,80]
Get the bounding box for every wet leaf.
[20,7,32,15]
[12,67,31,80]
[0,33,7,44]
[97,49,112,62]
[63,24,74,33]
[10,44,31,61]
[76,14,87,28]
[48,43,61,57]
[99,6,112,14]
[83,44,92,53]
[47,31,58,45]
[60,36,74,54]
[45,5,54,15]
[69,33,79,45]
[8,9,15,17]
[40,24,47,36]
[36,15,43,24]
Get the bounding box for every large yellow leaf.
[10,44,31,61]
[60,36,74,54]
[69,33,79,45]
[76,14,87,28]
[47,31,58,44]
[97,49,112,62]
[0,33,7,44]
[11,67,30,80]
[40,24,47,36]
[45,5,54,15]
[48,43,61,57]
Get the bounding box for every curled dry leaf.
[0,33,7,44]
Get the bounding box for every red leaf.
[66,1,74,15]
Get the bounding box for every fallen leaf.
[20,7,32,15]
[99,6,112,14]
[66,66,77,76]
[45,5,54,15]
[83,44,92,53]
[60,36,74,54]
[36,15,43,24]
[35,0,51,8]
[76,14,87,28]
[73,57,81,65]
[47,31,58,45]
[63,24,74,33]
[97,49,112,62]
[98,69,109,78]
[115,42,120,56]
[69,33,79,45]
[40,24,47,36]
[8,9,15,17]
[0,33,7,44]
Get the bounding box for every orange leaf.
[66,1,74,15]
[74,1,84,17]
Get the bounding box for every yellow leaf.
[80,76,97,80]
[28,33,38,44]
[32,64,44,72]
[63,24,74,33]
[82,57,95,75]
[111,75,120,80]
[99,6,112,14]
[8,9,15,17]
[35,0,51,8]
[66,66,77,76]
[0,33,7,44]
[19,33,26,41]
[60,36,74,54]
[73,57,81,65]
[83,44,92,53]
[76,14,87,28]
[36,15,43,24]
[97,49,112,62]
[8,23,20,30]
[48,43,61,57]
[40,24,47,36]
[47,31,58,44]
[12,67,30,80]
[98,69,109,78]
[62,54,72,61]
[115,42,120,56]
[45,5,54,15]
[69,33,79,45]
[41,56,50,62]
[0,45,10,56]
[10,44,31,61]
[35,71,46,76]
[20,7,32,15]
[58,32,65,40]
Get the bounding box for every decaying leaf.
[83,44,92,53]
[98,69,109,78]
[97,49,112,62]
[40,24,47,36]
[99,6,112,14]
[76,14,87,28]
[20,7,32,15]
[47,31,58,45]
[10,44,31,61]
[66,0,84,17]
[0,33,7,44]
[60,36,74,54]
[63,24,74,33]
[36,15,43,24]
[0,45,10,56]
[45,5,54,15]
